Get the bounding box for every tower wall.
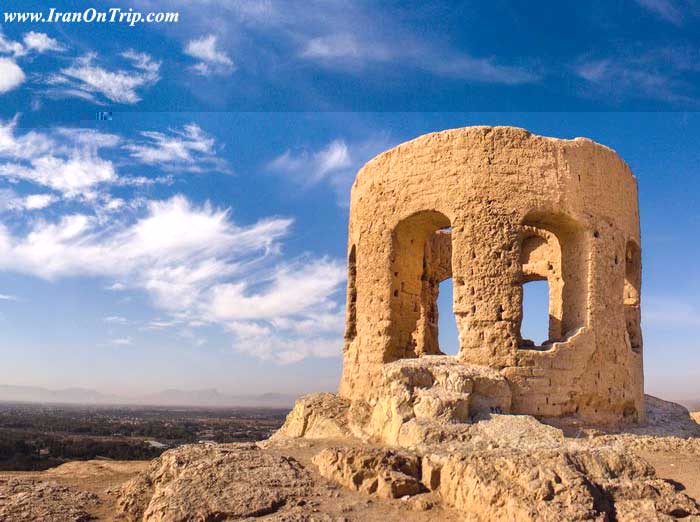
[339,126,644,423]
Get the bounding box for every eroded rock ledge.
[103,358,700,521]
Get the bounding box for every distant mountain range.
[0,385,296,408]
[684,400,700,412]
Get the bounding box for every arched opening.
[520,279,551,346]
[624,241,642,354]
[517,212,588,349]
[344,245,357,349]
[437,278,460,355]
[389,211,455,360]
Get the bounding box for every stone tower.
[339,126,644,423]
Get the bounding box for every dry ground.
[0,442,464,521]
[1,403,699,521]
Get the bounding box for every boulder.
[116,443,312,522]
[312,447,424,499]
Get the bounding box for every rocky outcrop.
[312,447,424,499]
[276,357,514,449]
[5,395,698,522]
[117,443,313,522]
[271,391,700,521]
[0,476,99,522]
[363,357,511,447]
[272,392,352,440]
[423,447,698,521]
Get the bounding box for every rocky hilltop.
[2,389,700,521]
[2,128,697,521]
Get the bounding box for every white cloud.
[208,259,344,321]
[0,116,183,203]
[574,48,698,103]
[301,33,391,61]
[427,54,539,84]
[110,337,133,346]
[0,193,288,285]
[0,155,117,197]
[48,51,160,104]
[299,33,536,84]
[22,32,64,53]
[269,139,351,185]
[104,315,129,324]
[142,318,180,331]
[0,115,347,364]
[125,123,227,172]
[0,190,57,212]
[0,30,64,56]
[0,293,17,301]
[268,135,392,206]
[0,58,25,94]
[0,116,119,198]
[184,35,234,76]
[121,49,160,73]
[0,32,24,56]
[0,191,345,363]
[635,0,684,24]
[23,194,57,210]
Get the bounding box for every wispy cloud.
[0,116,120,198]
[104,315,129,325]
[426,53,539,84]
[0,31,60,95]
[0,112,346,363]
[47,50,160,104]
[634,0,685,24]
[125,123,228,172]
[0,293,17,301]
[269,139,351,185]
[301,33,391,61]
[110,337,133,346]
[574,47,700,104]
[184,35,234,76]
[0,31,25,56]
[268,135,393,205]
[0,190,345,362]
[0,189,57,211]
[169,1,537,86]
[141,318,180,331]
[298,31,537,84]
[0,30,64,57]
[0,116,219,205]
[22,32,65,54]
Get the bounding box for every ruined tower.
[339,126,644,423]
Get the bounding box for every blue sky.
[0,1,698,402]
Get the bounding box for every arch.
[344,245,357,350]
[624,240,642,354]
[388,210,453,360]
[517,212,588,348]
[521,279,551,345]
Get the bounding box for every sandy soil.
[639,450,700,503]
[0,460,149,521]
